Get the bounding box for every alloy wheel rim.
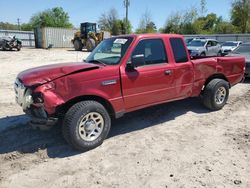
[215,87,227,105]
[78,112,104,141]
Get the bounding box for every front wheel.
[62,101,111,151]
[201,79,229,110]
[74,40,83,51]
[86,38,95,52]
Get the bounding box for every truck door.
[120,38,176,110]
[169,38,194,98]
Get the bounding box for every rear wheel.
[217,51,222,56]
[202,79,229,110]
[86,38,96,52]
[74,40,83,51]
[62,101,111,151]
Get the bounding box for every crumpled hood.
[18,62,100,87]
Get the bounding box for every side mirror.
[126,54,145,71]
[206,44,211,48]
[131,54,145,67]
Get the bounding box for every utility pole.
[124,0,130,34]
[17,18,21,30]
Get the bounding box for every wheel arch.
[201,73,230,93]
[56,95,115,119]
[201,51,206,55]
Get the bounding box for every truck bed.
[191,56,245,96]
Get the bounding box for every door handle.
[164,70,172,75]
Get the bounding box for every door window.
[132,39,167,66]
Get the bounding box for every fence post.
[29,33,32,47]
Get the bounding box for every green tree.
[162,12,182,33]
[162,7,198,34]
[193,13,222,34]
[231,0,250,33]
[30,7,73,28]
[119,19,133,34]
[98,8,121,35]
[0,22,18,30]
[21,23,33,31]
[214,21,238,34]
[136,10,157,33]
[98,8,133,35]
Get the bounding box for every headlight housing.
[22,89,33,110]
[14,78,34,110]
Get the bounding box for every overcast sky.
[0,0,232,29]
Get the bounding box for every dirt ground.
[0,48,249,188]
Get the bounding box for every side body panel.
[119,35,194,112]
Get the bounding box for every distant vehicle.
[0,36,22,51]
[72,22,110,52]
[185,37,206,45]
[222,41,242,54]
[187,39,222,57]
[229,43,250,77]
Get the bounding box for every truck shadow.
[243,77,250,84]
[0,97,209,158]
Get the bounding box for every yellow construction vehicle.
[72,22,110,51]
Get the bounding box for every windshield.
[85,37,133,65]
[185,38,193,45]
[188,40,206,47]
[223,42,238,47]
[233,44,250,53]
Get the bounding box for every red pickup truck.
[15,34,245,151]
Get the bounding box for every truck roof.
[113,33,184,39]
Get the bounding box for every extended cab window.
[132,39,167,66]
[170,38,188,63]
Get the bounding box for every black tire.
[202,79,229,110]
[62,101,111,151]
[86,38,95,52]
[200,52,206,57]
[2,46,8,51]
[16,44,21,51]
[74,40,83,51]
[217,51,222,56]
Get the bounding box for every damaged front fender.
[34,82,65,115]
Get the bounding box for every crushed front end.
[14,78,60,128]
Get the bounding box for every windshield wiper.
[87,60,107,66]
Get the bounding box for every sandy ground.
[0,48,249,188]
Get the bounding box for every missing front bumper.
[25,107,58,130]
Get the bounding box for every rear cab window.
[170,38,189,63]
